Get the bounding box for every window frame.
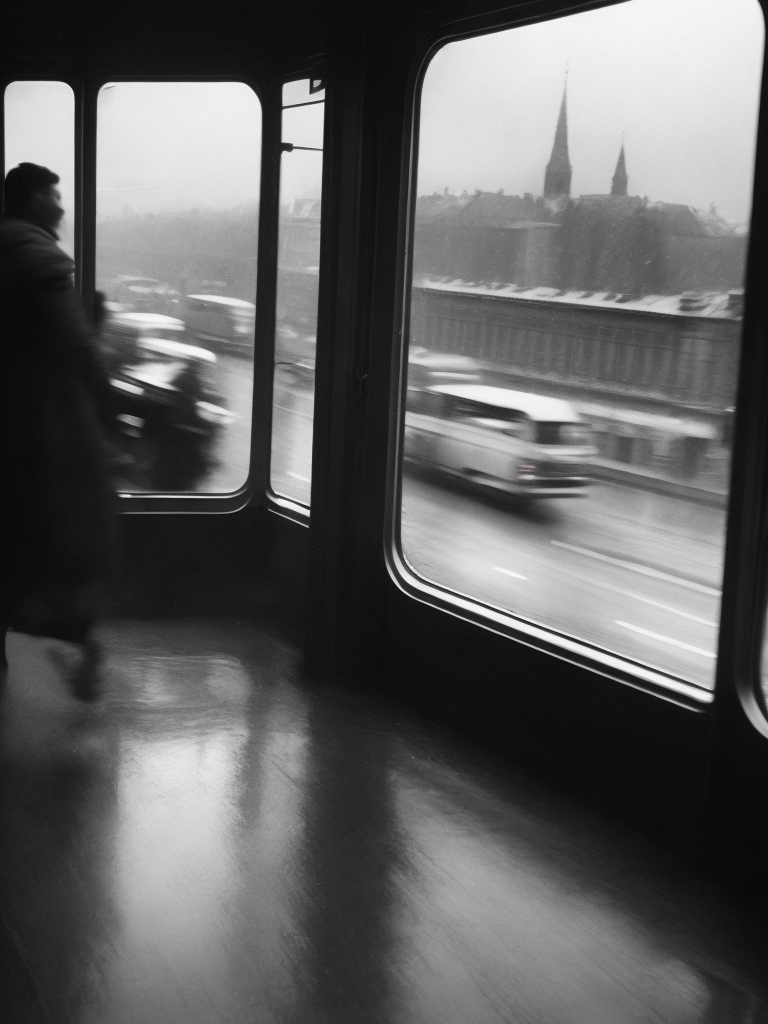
[383,0,768,717]
[265,72,327,524]
[3,61,279,515]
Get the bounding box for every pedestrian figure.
[0,163,117,699]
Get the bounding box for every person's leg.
[45,617,103,702]
[0,598,10,673]
[0,621,8,672]
[70,632,102,702]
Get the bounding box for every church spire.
[611,140,628,196]
[543,83,572,202]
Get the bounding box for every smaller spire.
[611,140,628,196]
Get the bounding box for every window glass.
[762,610,768,711]
[401,0,763,691]
[96,82,261,494]
[4,81,75,257]
[282,80,325,107]
[270,81,324,506]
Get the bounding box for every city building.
[410,87,747,493]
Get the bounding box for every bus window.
[96,82,261,494]
[270,78,325,508]
[4,82,75,258]
[399,0,763,694]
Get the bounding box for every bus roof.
[186,294,255,310]
[430,384,580,421]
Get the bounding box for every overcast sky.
[5,79,325,221]
[4,0,764,227]
[95,82,262,218]
[4,80,76,251]
[418,0,764,224]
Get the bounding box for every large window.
[4,81,75,257]
[270,78,324,508]
[96,82,261,494]
[399,0,763,694]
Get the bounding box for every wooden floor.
[0,620,766,1023]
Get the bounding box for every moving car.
[100,311,233,490]
[404,383,595,497]
[184,294,256,355]
[99,311,188,373]
[407,347,482,389]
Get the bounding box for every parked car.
[100,312,233,490]
[404,383,595,498]
[184,294,256,355]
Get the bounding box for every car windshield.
[535,422,589,445]
[125,359,186,389]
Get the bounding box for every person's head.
[3,162,64,233]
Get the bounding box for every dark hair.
[3,162,59,217]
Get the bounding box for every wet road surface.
[193,361,725,687]
[402,472,723,689]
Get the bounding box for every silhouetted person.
[0,163,117,699]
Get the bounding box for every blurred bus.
[184,294,256,356]
[405,384,595,498]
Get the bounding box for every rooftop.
[416,278,743,319]
[430,383,580,420]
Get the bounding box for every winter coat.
[0,216,117,637]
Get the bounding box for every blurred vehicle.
[108,275,180,314]
[100,310,188,373]
[407,347,482,389]
[404,384,595,498]
[184,294,256,355]
[102,315,233,490]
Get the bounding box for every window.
[270,78,325,508]
[398,0,763,695]
[4,81,75,257]
[96,82,261,494]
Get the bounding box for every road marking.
[615,621,716,658]
[287,471,311,482]
[551,541,721,596]
[273,404,314,420]
[494,567,528,580]
[554,565,718,626]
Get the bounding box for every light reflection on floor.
[0,622,764,1023]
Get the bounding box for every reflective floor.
[0,621,765,1023]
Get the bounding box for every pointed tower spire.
[543,83,572,202]
[611,140,628,196]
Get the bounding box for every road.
[401,472,723,690]
[193,360,314,500]
[200,357,725,690]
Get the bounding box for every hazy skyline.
[5,79,325,220]
[4,1,764,227]
[418,0,764,224]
